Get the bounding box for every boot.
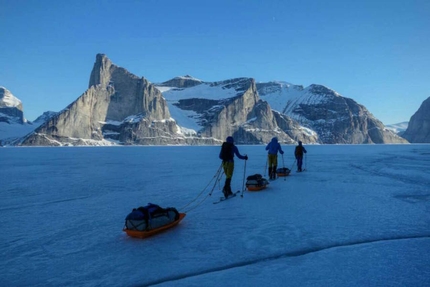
[223,178,232,197]
[273,165,277,179]
[268,167,273,179]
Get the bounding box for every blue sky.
[1,0,429,124]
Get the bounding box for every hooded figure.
[219,136,248,198]
[265,137,284,179]
[294,141,307,172]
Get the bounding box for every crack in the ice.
[139,234,430,286]
[349,163,430,188]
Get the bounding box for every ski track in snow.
[143,235,430,287]
[0,195,92,211]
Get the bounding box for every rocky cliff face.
[160,77,317,145]
[20,54,176,146]
[13,54,408,146]
[402,97,430,143]
[257,82,407,144]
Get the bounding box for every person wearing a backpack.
[294,141,307,172]
[219,136,248,198]
[265,137,284,179]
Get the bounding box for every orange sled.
[246,174,269,191]
[276,167,291,177]
[247,185,267,191]
[123,213,186,239]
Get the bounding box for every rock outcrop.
[257,82,407,144]
[402,97,430,143]
[11,54,408,146]
[21,54,176,146]
[159,77,318,144]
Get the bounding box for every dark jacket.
[266,137,284,155]
[219,137,247,162]
[294,143,307,158]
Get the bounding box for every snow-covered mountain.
[157,78,406,144]
[0,86,26,124]
[156,77,317,144]
[0,87,32,145]
[385,121,409,134]
[0,87,60,146]
[4,54,409,146]
[18,55,317,146]
[255,82,407,144]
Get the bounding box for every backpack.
[246,174,263,181]
[295,146,304,157]
[246,174,268,188]
[220,142,234,161]
[125,203,180,231]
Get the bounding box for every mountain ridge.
[1,54,411,146]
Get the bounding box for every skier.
[294,141,307,172]
[265,137,284,179]
[219,136,248,198]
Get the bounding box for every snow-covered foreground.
[1,145,429,287]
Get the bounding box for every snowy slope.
[156,82,243,135]
[0,111,57,145]
[257,82,340,121]
[0,87,33,144]
[385,121,409,134]
[0,86,22,107]
[0,122,37,143]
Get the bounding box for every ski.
[213,190,241,204]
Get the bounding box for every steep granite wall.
[402,97,430,143]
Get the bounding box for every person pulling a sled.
[219,136,248,198]
[265,137,284,179]
[294,141,307,172]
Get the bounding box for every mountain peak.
[0,87,22,108]
[306,84,341,97]
[88,54,114,88]
[159,75,203,88]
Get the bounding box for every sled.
[246,175,269,192]
[276,167,291,177]
[123,213,186,239]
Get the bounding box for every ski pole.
[290,159,296,173]
[241,158,247,198]
[264,158,268,177]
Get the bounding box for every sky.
[1,145,429,286]
[1,0,429,124]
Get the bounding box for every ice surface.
[1,144,429,286]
